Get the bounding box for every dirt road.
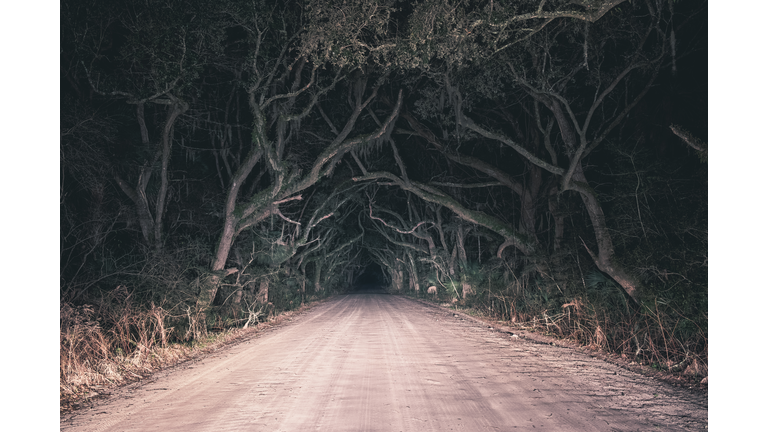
[61,292,707,431]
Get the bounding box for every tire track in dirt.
[61,292,707,431]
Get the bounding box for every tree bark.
[258,279,269,304]
[153,98,188,253]
[314,260,324,292]
[565,166,641,303]
[520,164,542,237]
[548,95,646,303]
[456,226,468,269]
[407,253,420,293]
[548,186,565,252]
[392,261,403,292]
[112,103,159,246]
[113,99,187,252]
[455,226,474,298]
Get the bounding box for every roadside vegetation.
[400,238,707,384]
[61,0,707,410]
[60,246,337,413]
[391,155,708,382]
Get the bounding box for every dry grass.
[61,301,219,412]
[529,297,706,380]
[60,292,318,414]
[427,283,708,384]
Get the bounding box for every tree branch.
[458,113,565,176]
[353,171,536,255]
[429,181,505,189]
[670,124,707,153]
[369,203,431,235]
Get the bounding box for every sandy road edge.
[400,294,708,396]
[62,291,706,423]
[60,297,333,419]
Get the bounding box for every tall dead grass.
[60,282,320,413]
[510,295,707,379]
[444,276,708,383]
[60,287,227,412]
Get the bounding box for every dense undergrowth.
[60,247,337,413]
[404,256,708,383]
[61,251,706,415]
[397,156,708,383]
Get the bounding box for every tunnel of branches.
[61,0,707,359]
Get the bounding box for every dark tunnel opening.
[350,262,387,293]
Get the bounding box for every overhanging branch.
[353,171,537,256]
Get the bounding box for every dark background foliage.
[59,0,707,341]
[54,1,717,413]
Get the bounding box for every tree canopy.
[61,0,707,371]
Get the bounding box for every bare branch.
[274,195,303,206]
[429,181,504,189]
[273,207,302,225]
[81,61,181,105]
[262,66,317,109]
[351,150,368,176]
[507,0,629,23]
[317,103,340,135]
[353,171,536,255]
[670,124,707,153]
[295,89,403,192]
[390,140,409,185]
[458,113,565,176]
[369,203,431,235]
[400,109,525,194]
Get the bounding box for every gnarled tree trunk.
[566,166,642,303]
[258,279,269,304]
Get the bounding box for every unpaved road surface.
[61,292,707,431]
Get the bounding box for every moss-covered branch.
[353,171,537,256]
